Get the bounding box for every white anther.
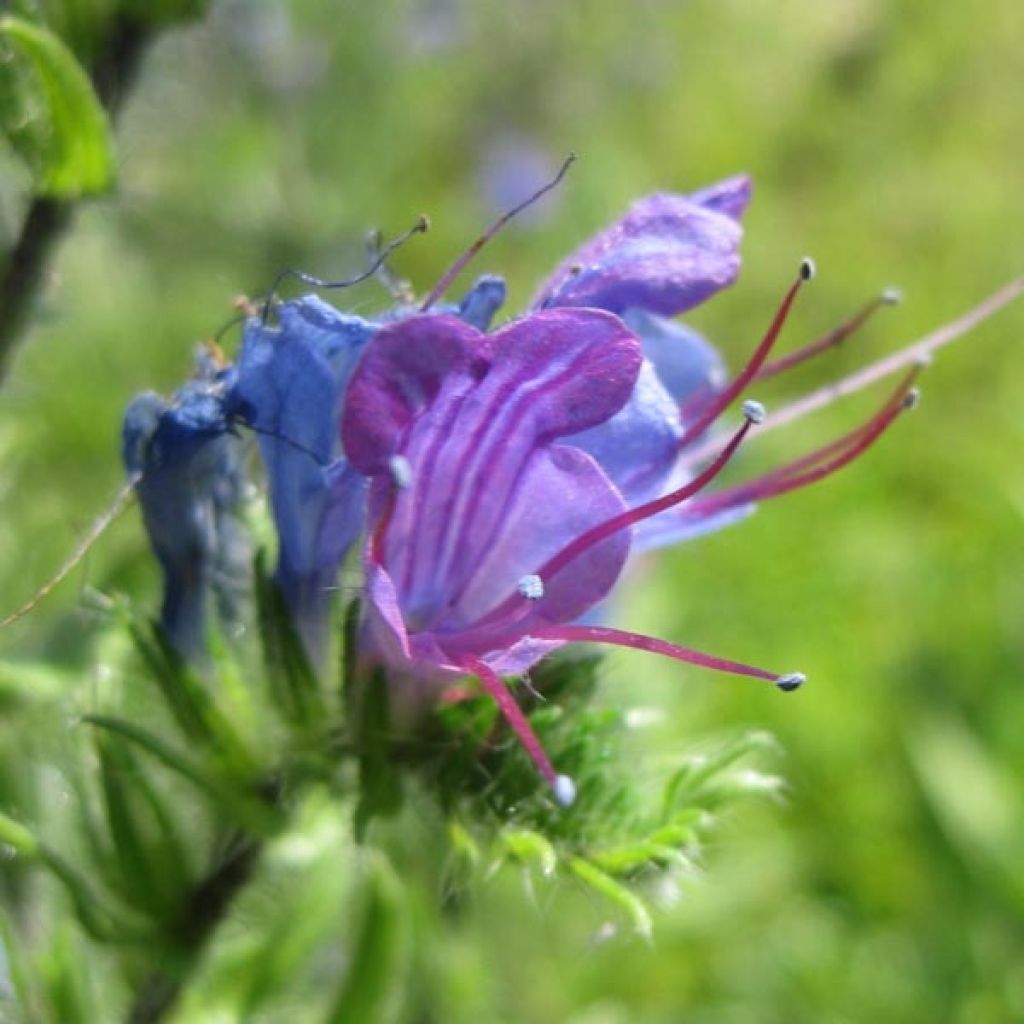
[800,257,816,281]
[553,774,577,807]
[388,454,412,489]
[881,287,903,305]
[775,672,806,692]
[517,574,545,601]
[902,388,921,411]
[742,399,766,424]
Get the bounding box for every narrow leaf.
[568,856,653,940]
[326,853,409,1024]
[83,715,280,835]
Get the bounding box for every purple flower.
[231,296,377,658]
[340,297,852,802]
[340,170,934,800]
[123,357,248,658]
[534,174,750,316]
[230,276,509,659]
[538,176,753,546]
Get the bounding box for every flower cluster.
[125,173,1014,803]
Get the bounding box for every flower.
[230,296,377,658]
[537,176,754,548]
[122,354,248,658]
[341,177,927,803]
[229,276,510,660]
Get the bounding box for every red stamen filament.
[529,625,804,690]
[537,411,759,584]
[370,489,398,566]
[421,154,577,312]
[678,261,812,447]
[455,409,760,637]
[464,657,558,787]
[755,290,899,382]
[685,368,920,518]
[679,276,1024,469]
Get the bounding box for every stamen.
[532,405,761,587]
[775,673,806,692]
[421,153,577,312]
[388,454,412,490]
[366,228,417,304]
[553,774,577,807]
[755,287,902,382]
[464,657,565,795]
[678,261,813,447]
[741,399,766,424]
[716,276,1024,452]
[517,574,545,601]
[530,624,805,690]
[683,367,920,518]
[370,490,398,566]
[261,215,430,324]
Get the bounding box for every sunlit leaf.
[0,15,114,197]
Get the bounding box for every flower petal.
[622,308,727,408]
[346,309,641,650]
[533,175,750,316]
[567,358,682,506]
[233,296,374,586]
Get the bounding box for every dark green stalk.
[126,832,263,1024]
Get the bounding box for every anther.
[742,399,766,425]
[901,388,921,411]
[775,672,806,692]
[800,257,816,281]
[388,454,412,489]
[881,287,903,305]
[517,574,545,601]
[553,774,577,808]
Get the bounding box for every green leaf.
[0,809,130,942]
[0,15,115,197]
[0,908,37,1016]
[498,828,558,877]
[83,714,280,836]
[254,554,326,726]
[0,808,39,855]
[567,856,653,940]
[326,853,409,1024]
[350,669,403,840]
[129,619,259,776]
[96,735,191,917]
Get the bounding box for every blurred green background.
[2,1,1023,1020]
